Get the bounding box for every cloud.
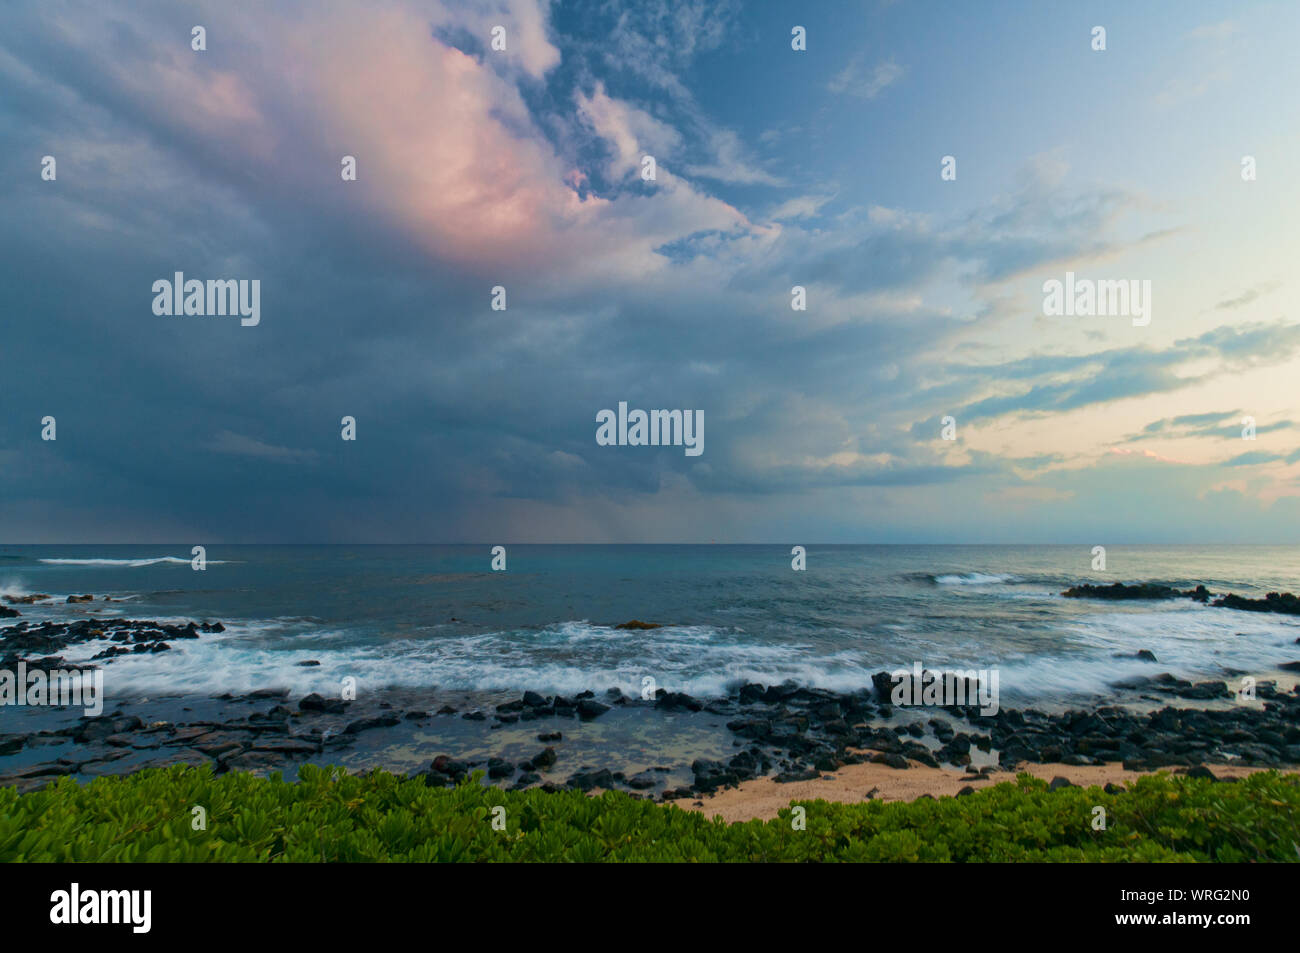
[684,128,785,186]
[827,57,904,100]
[210,431,319,464]
[1223,450,1283,467]
[1109,447,1189,465]
[1214,281,1278,310]
[1,1,1297,543]
[766,194,835,222]
[939,321,1300,429]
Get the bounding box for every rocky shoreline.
[1061,580,1300,615]
[2,603,1299,797]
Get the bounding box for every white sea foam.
[38,604,1300,706]
[0,579,34,599]
[38,557,229,567]
[59,620,868,700]
[933,572,1020,585]
[980,603,1300,704]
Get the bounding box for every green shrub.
[1,766,1296,862]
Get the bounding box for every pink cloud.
[35,1,766,284]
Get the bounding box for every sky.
[2,0,1299,543]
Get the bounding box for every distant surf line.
[38,557,231,567]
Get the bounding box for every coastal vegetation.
[2,764,1297,862]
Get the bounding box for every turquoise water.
[3,544,1298,705]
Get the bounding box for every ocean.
[4,544,1299,709]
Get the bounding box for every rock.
[0,606,19,618]
[690,759,740,791]
[74,715,143,744]
[3,762,78,781]
[537,731,562,742]
[296,660,321,667]
[956,785,976,797]
[298,693,347,714]
[522,691,548,708]
[1180,681,1231,700]
[219,752,284,773]
[627,771,658,790]
[251,738,320,755]
[4,593,50,605]
[567,768,617,791]
[343,715,401,734]
[487,758,513,779]
[529,747,558,770]
[166,725,211,743]
[246,688,289,700]
[576,699,611,720]
[614,620,661,630]
[198,741,244,758]
[429,755,470,781]
[1063,582,1209,602]
[1113,649,1158,661]
[1181,765,1218,781]
[1048,776,1073,790]
[1212,591,1300,616]
[725,717,772,740]
[870,752,909,770]
[66,594,95,604]
[773,767,820,783]
[762,680,801,704]
[654,691,702,712]
[906,747,941,769]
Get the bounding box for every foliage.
[1,766,1296,862]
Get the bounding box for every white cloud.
[828,57,904,100]
[767,194,834,221]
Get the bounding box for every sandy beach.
[675,759,1298,823]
